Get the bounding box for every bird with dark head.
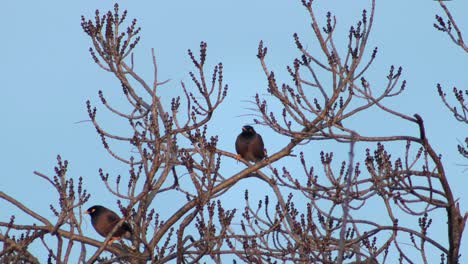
[235,125,265,162]
[85,205,133,244]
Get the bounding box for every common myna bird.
[235,125,265,162]
[85,205,133,244]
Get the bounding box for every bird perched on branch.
[85,205,133,244]
[235,125,265,162]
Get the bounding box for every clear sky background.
[1,0,467,262]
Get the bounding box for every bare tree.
[1,1,466,263]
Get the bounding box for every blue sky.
[1,0,467,262]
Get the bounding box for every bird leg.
[107,237,121,246]
[235,154,242,162]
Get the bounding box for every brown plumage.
[235,125,265,162]
[85,205,132,243]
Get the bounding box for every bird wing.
[106,211,120,224]
[251,134,265,160]
[104,211,133,239]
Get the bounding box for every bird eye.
[91,208,95,213]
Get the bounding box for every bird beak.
[83,210,90,215]
[242,127,247,131]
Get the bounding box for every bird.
[235,125,265,162]
[84,205,133,244]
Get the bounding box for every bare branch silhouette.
[1,1,466,263]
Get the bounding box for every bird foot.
[106,237,120,246]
